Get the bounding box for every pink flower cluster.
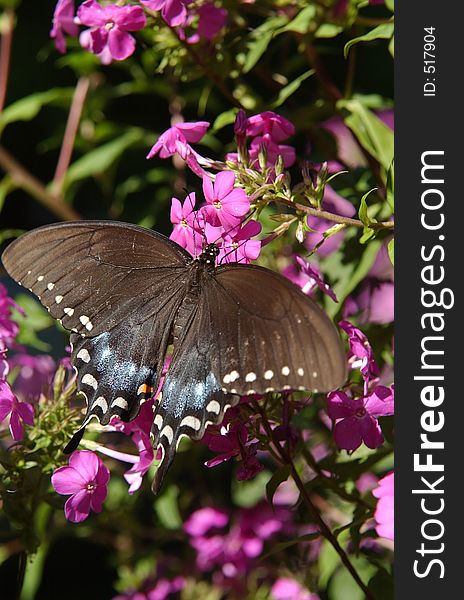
[184,502,291,587]
[0,284,34,441]
[228,110,296,172]
[373,471,394,541]
[51,1,228,60]
[326,321,394,451]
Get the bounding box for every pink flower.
[205,422,247,468]
[294,256,337,302]
[373,471,394,541]
[77,0,146,62]
[338,320,379,384]
[141,0,188,27]
[271,578,317,600]
[50,0,79,53]
[0,283,22,349]
[184,507,229,536]
[8,353,56,400]
[0,380,34,441]
[327,385,394,450]
[147,121,211,176]
[218,220,261,264]
[246,111,295,142]
[186,2,228,44]
[249,134,295,168]
[202,171,250,232]
[170,193,201,255]
[51,450,110,522]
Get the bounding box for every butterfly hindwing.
[209,264,347,395]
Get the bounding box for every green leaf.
[344,22,394,58]
[154,485,182,530]
[339,99,394,172]
[212,108,238,132]
[14,294,54,351]
[0,89,74,134]
[386,159,394,211]
[388,238,394,265]
[0,228,23,245]
[242,16,287,73]
[316,23,344,38]
[271,69,315,108]
[232,470,271,508]
[358,188,377,226]
[277,6,317,34]
[62,129,143,189]
[0,175,16,212]
[385,0,394,12]
[265,465,291,505]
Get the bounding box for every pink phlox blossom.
[271,578,318,600]
[141,0,189,28]
[373,471,394,541]
[345,280,394,325]
[202,171,250,233]
[169,193,202,256]
[327,385,394,451]
[249,134,295,168]
[0,283,23,348]
[218,220,261,264]
[246,111,295,142]
[8,353,56,400]
[112,577,185,600]
[0,380,34,441]
[186,2,228,44]
[184,507,229,537]
[294,256,337,302]
[338,320,379,384]
[235,442,263,480]
[77,0,146,62]
[205,421,248,467]
[50,0,79,53]
[51,450,110,522]
[79,28,112,64]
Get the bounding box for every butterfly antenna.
[211,207,258,246]
[218,238,250,265]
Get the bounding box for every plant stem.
[52,77,90,194]
[0,8,14,113]
[276,196,394,230]
[16,551,27,600]
[254,401,374,600]
[0,145,81,220]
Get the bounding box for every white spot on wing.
[264,370,274,380]
[180,415,202,430]
[281,366,290,376]
[80,315,90,326]
[154,414,163,430]
[229,370,239,382]
[85,321,93,331]
[111,397,129,410]
[55,295,63,304]
[206,400,221,414]
[298,368,305,376]
[47,283,55,290]
[245,372,256,382]
[160,425,174,445]
[82,373,98,390]
[223,373,231,384]
[93,396,108,412]
[37,275,44,281]
[77,349,91,363]
[312,371,318,378]
[64,307,74,316]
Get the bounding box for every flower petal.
[108,28,135,61]
[69,450,100,481]
[64,489,92,522]
[360,415,384,449]
[52,466,87,495]
[214,170,236,200]
[333,416,362,450]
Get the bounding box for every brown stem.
[254,401,374,600]
[275,196,394,230]
[0,145,81,220]
[52,77,90,193]
[0,8,14,113]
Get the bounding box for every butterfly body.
[2,221,346,492]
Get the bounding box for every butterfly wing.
[210,263,347,394]
[150,262,346,493]
[1,220,191,337]
[2,221,192,429]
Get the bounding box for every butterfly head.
[198,243,220,268]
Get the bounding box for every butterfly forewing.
[1,221,191,337]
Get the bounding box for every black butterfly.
[1,221,346,492]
